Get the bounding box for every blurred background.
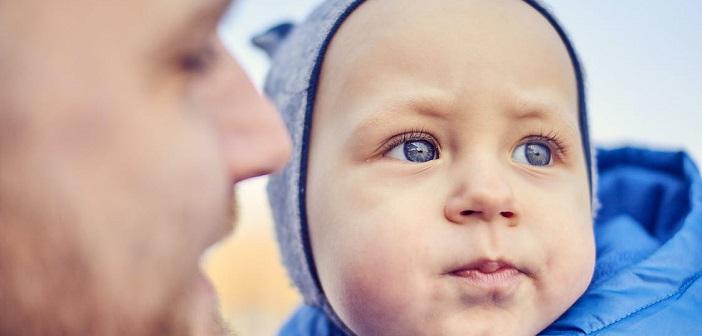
[204,1,701,335]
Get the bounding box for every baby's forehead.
[316,0,579,126]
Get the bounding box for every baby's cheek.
[566,208,596,284]
[338,267,410,334]
[324,234,425,336]
[567,227,596,293]
[544,215,595,318]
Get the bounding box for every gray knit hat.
[260,0,597,332]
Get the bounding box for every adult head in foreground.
[0,0,291,335]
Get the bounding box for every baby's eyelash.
[378,129,440,157]
[525,129,569,159]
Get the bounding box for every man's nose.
[209,43,292,183]
[224,91,292,183]
[444,159,517,225]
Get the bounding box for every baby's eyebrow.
[509,95,580,133]
[349,93,452,136]
[512,109,556,122]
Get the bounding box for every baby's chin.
[339,285,564,336]
[349,311,551,336]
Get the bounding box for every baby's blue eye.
[512,142,552,166]
[387,139,438,163]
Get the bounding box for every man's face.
[0,1,290,335]
[306,0,594,335]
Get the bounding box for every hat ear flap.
[252,22,296,59]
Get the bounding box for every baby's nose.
[444,173,517,225]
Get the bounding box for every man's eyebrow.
[186,0,233,28]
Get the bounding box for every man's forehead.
[1,0,232,34]
[181,0,233,21]
[143,0,232,12]
[92,0,232,31]
[143,0,232,27]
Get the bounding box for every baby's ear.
[251,22,295,59]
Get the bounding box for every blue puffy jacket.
[280,147,702,335]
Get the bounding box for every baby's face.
[306,0,594,335]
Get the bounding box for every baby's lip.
[445,259,528,298]
[447,258,530,277]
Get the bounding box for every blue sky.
[220,0,702,162]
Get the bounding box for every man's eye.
[181,44,216,74]
[387,139,438,163]
[512,142,552,166]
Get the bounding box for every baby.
[262,0,597,334]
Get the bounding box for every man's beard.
[0,194,238,336]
